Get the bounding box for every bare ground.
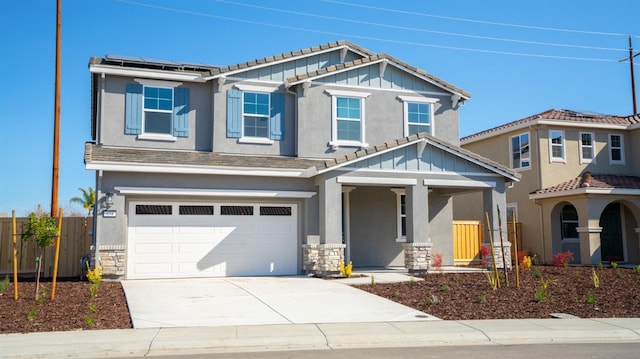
[1,265,639,334]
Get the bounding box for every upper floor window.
[243,92,270,138]
[511,132,530,170]
[549,130,565,162]
[226,87,284,144]
[609,134,624,164]
[579,132,595,164]
[326,89,370,149]
[125,79,190,140]
[143,86,173,134]
[398,95,438,136]
[560,204,579,240]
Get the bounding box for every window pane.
[551,131,563,145]
[337,119,360,140]
[144,87,172,111]
[512,136,521,168]
[562,205,578,220]
[610,135,621,147]
[408,103,430,124]
[220,206,253,215]
[552,146,563,158]
[612,148,622,161]
[582,147,593,159]
[244,92,269,115]
[136,205,172,215]
[408,124,430,135]
[243,116,268,137]
[144,112,172,134]
[336,97,360,119]
[179,205,214,215]
[581,133,592,146]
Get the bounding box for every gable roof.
[461,109,640,145]
[317,132,519,181]
[205,40,374,79]
[286,53,470,99]
[529,173,640,200]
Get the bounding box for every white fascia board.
[204,45,356,81]
[114,186,316,198]
[424,139,519,182]
[529,187,640,200]
[424,179,496,188]
[462,119,629,146]
[334,167,504,178]
[303,81,451,97]
[337,176,417,186]
[86,162,312,178]
[89,64,206,83]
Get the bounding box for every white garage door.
[126,202,298,279]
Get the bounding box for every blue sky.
[1,0,638,216]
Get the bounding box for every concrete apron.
[121,275,437,328]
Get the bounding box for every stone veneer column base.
[481,242,512,270]
[302,243,345,277]
[403,242,432,273]
[93,245,126,279]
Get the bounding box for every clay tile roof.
[531,174,640,195]
[461,109,637,143]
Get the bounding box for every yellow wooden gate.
[453,220,484,265]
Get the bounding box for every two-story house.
[85,40,519,279]
[457,109,640,266]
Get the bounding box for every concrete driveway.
[121,275,437,328]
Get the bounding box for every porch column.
[482,185,511,269]
[342,186,356,263]
[403,184,432,272]
[306,176,345,276]
[577,227,602,265]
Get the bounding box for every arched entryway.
[599,203,624,262]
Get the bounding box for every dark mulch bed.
[0,280,131,334]
[2,266,639,334]
[355,265,640,320]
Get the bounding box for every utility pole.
[51,0,61,217]
[620,36,639,115]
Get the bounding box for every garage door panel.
[128,202,298,279]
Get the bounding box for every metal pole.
[629,36,637,115]
[51,0,61,217]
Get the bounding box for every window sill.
[137,133,177,142]
[238,137,274,145]
[396,237,407,243]
[329,140,369,150]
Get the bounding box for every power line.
[324,0,640,39]
[114,0,629,63]
[217,0,626,52]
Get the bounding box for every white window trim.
[390,188,406,242]
[397,95,438,137]
[510,132,531,171]
[506,203,518,222]
[579,132,596,164]
[548,129,566,163]
[609,133,625,165]
[326,89,370,149]
[233,83,280,93]
[134,78,183,87]
[141,84,175,138]
[240,90,271,141]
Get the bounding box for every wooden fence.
[453,220,522,265]
[0,217,92,278]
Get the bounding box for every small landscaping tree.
[21,211,60,300]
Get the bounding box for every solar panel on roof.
[105,54,217,69]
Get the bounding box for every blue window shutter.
[227,89,242,138]
[269,92,285,140]
[173,87,190,137]
[125,83,142,135]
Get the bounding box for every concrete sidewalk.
[2,318,640,358]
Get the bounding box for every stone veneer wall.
[302,243,345,277]
[403,242,433,273]
[481,242,512,269]
[93,245,126,278]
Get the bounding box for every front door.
[599,203,624,262]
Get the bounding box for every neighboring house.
[85,40,519,279]
[457,109,640,266]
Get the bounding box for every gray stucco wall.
[296,85,458,159]
[99,75,213,151]
[349,186,404,267]
[427,191,454,266]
